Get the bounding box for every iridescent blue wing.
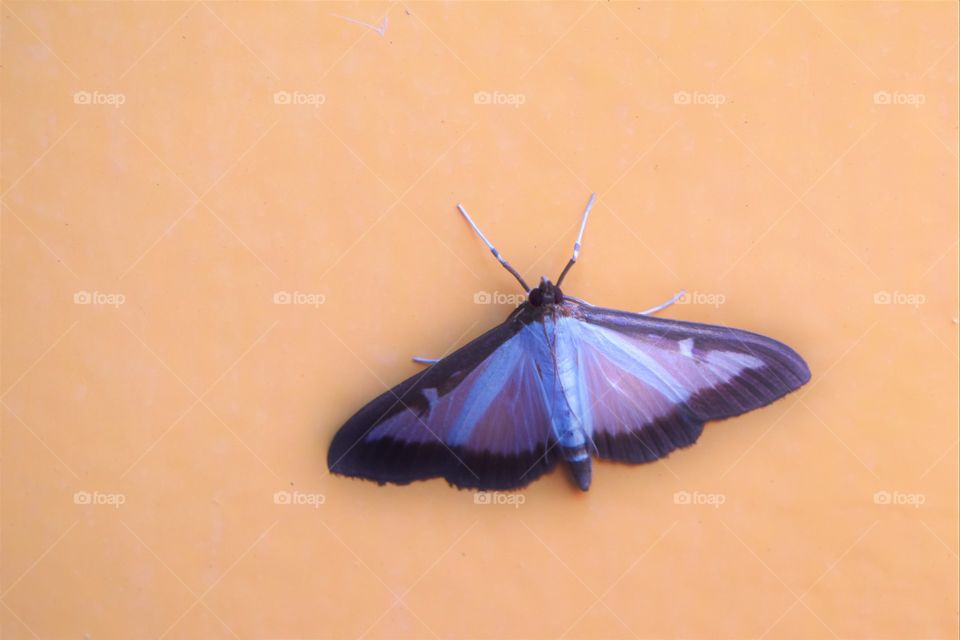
[327,318,559,490]
[559,301,810,463]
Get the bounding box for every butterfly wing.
[557,301,810,463]
[327,317,559,490]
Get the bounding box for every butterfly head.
[529,276,564,307]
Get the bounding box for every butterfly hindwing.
[557,300,811,464]
[327,317,559,490]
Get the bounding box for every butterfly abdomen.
[568,458,592,491]
[562,442,592,491]
[539,313,595,491]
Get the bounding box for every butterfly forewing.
[563,300,811,463]
[327,317,560,490]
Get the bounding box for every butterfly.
[327,194,810,491]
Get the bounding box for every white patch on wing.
[421,388,439,417]
[679,338,694,358]
[704,349,764,373]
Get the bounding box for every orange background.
[2,2,958,638]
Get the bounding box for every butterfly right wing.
[327,318,560,490]
[555,301,810,464]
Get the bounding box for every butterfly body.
[328,279,809,492]
[526,290,595,490]
[327,196,810,493]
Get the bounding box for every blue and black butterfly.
[327,194,810,491]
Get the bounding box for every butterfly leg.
[638,289,686,315]
[411,357,439,365]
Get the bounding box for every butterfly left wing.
[555,300,811,464]
[327,318,560,490]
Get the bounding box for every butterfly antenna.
[456,202,530,292]
[555,193,596,287]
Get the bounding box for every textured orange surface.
[2,2,958,639]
